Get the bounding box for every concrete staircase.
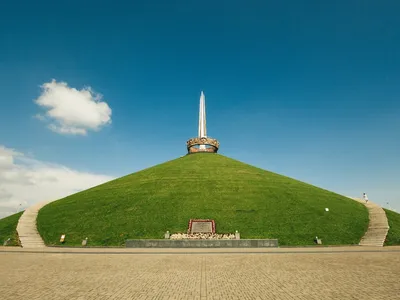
[351,198,390,247]
[16,201,50,248]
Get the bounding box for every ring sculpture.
[186,137,220,154]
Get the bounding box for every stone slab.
[191,221,213,234]
[188,219,216,234]
[125,239,279,248]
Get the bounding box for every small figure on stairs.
[362,192,369,203]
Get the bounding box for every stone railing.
[125,239,279,248]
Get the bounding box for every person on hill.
[362,193,369,203]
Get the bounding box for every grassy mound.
[384,209,400,246]
[38,154,368,246]
[0,212,23,246]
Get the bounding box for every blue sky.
[0,1,399,215]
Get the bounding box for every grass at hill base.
[0,212,23,246]
[384,209,400,245]
[38,154,369,247]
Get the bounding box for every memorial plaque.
[188,219,215,234]
[191,222,212,233]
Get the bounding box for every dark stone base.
[125,239,279,248]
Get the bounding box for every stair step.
[350,198,389,247]
[16,200,52,248]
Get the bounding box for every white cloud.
[34,80,112,135]
[0,145,114,219]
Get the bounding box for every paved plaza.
[1,247,399,300]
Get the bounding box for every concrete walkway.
[16,201,50,248]
[1,245,400,254]
[1,246,400,300]
[351,197,390,247]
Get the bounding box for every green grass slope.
[0,212,23,246]
[384,209,400,245]
[38,154,368,246]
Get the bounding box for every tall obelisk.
[186,91,219,154]
[198,91,207,150]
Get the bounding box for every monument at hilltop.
[186,91,220,154]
